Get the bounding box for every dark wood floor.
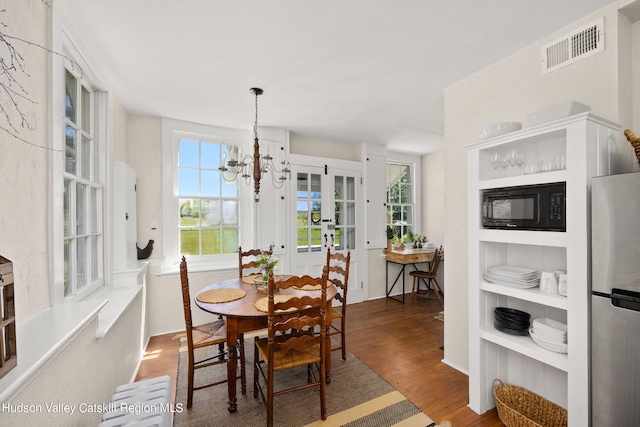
[136,294,502,426]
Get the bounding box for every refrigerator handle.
[611,288,640,312]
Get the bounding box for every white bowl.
[530,329,568,353]
[479,122,522,140]
[532,327,567,343]
[525,101,590,127]
[533,318,567,335]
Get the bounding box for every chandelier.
[219,88,291,202]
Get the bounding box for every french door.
[289,164,364,303]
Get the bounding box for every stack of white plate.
[483,265,540,289]
[529,318,568,353]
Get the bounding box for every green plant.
[386,226,395,239]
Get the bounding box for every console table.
[385,248,436,303]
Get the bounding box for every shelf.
[478,170,566,189]
[478,229,567,247]
[480,326,568,372]
[480,281,568,310]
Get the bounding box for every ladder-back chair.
[253,269,329,427]
[180,256,246,409]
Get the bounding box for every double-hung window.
[386,161,413,237]
[61,66,104,298]
[177,137,239,255]
[162,119,250,271]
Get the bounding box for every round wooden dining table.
[194,275,337,413]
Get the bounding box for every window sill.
[154,257,235,277]
[0,264,148,403]
[0,298,106,404]
[87,284,144,340]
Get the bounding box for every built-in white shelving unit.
[467,112,620,427]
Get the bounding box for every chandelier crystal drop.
[219,88,291,202]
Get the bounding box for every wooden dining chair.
[409,246,444,305]
[253,269,329,427]
[238,246,272,278]
[326,249,351,361]
[180,256,246,409]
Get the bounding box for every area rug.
[173,334,436,427]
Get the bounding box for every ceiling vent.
[541,17,604,74]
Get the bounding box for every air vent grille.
[541,17,604,74]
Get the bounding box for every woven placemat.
[254,295,297,313]
[297,280,334,291]
[196,288,246,304]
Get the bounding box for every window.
[386,162,413,238]
[161,119,250,271]
[177,138,239,255]
[62,67,103,298]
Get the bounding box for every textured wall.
[0,293,143,426]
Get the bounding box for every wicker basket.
[492,379,568,427]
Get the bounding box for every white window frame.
[385,153,421,239]
[52,16,109,304]
[160,119,253,274]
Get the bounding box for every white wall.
[442,1,634,372]
[290,132,362,161]
[0,0,52,323]
[421,151,445,247]
[128,116,163,256]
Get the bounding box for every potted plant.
[386,226,395,253]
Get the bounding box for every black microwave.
[482,182,566,231]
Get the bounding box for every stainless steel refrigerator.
[591,172,640,426]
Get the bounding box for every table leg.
[225,318,239,412]
[386,262,406,303]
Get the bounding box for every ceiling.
[60,0,614,154]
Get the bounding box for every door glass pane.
[297,201,309,225]
[346,201,356,226]
[297,173,308,197]
[77,237,87,289]
[297,228,309,253]
[310,174,321,199]
[65,125,77,174]
[334,228,341,250]
[334,176,343,200]
[346,177,355,200]
[311,227,322,252]
[65,70,77,122]
[334,201,343,225]
[345,227,356,250]
[76,183,86,235]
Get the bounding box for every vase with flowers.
[254,245,279,292]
